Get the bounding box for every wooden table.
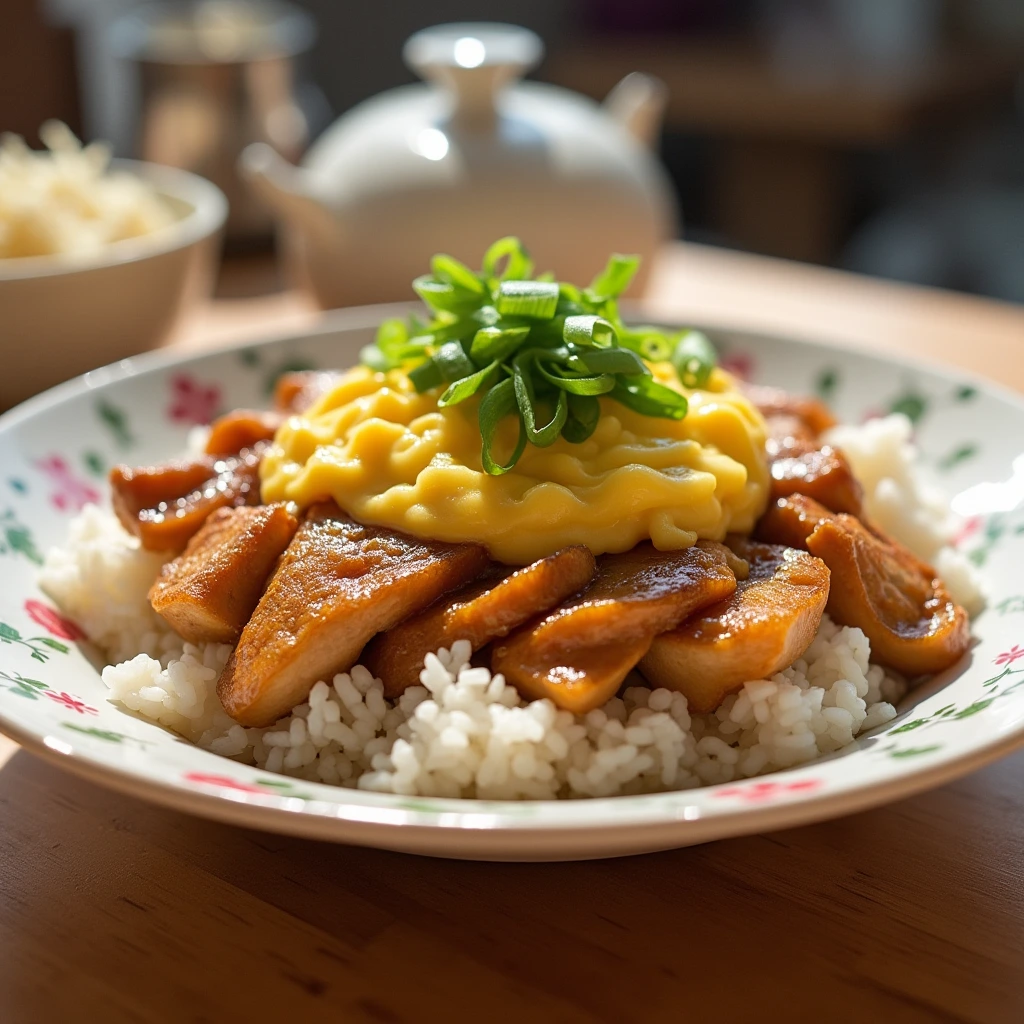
[4,243,1024,1022]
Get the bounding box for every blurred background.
[2,0,1024,303]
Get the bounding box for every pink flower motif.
[714,778,821,803]
[24,599,84,641]
[167,373,222,426]
[994,645,1024,667]
[183,771,267,794]
[719,352,754,381]
[860,407,887,423]
[44,691,98,715]
[34,455,101,513]
[952,516,982,548]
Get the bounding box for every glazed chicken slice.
[218,502,490,726]
[491,541,738,714]
[744,384,838,436]
[640,538,830,712]
[273,371,342,413]
[149,504,297,644]
[110,443,266,552]
[362,545,597,697]
[758,494,970,675]
[204,409,282,455]
[764,413,863,516]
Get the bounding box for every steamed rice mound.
[42,508,904,800]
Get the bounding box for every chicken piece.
[110,444,266,552]
[218,502,490,726]
[205,410,282,455]
[640,539,830,712]
[273,371,341,413]
[363,545,597,697]
[491,541,738,714]
[744,384,837,436]
[149,504,297,644]
[766,426,864,516]
[758,494,970,676]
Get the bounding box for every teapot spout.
[604,73,667,149]
[239,142,332,237]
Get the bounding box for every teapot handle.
[404,23,542,129]
[604,73,668,149]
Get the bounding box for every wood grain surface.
[4,243,1024,1023]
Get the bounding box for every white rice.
[824,413,985,615]
[39,413,979,799]
[41,511,904,800]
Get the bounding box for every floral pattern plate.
[1,302,1023,861]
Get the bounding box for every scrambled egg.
[260,362,769,564]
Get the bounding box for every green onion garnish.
[360,238,717,474]
[671,330,717,390]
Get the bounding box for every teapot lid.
[403,23,543,127]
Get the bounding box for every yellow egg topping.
[261,360,768,565]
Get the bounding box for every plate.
[1,303,1022,861]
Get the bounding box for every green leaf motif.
[63,724,127,743]
[953,698,996,719]
[890,718,928,734]
[255,778,312,800]
[955,385,978,402]
[0,623,21,642]
[995,595,1024,615]
[0,670,48,700]
[8,478,27,495]
[38,637,69,654]
[82,451,105,478]
[96,399,133,448]
[889,391,928,424]
[890,745,942,759]
[938,443,979,471]
[815,368,839,401]
[0,509,43,565]
[239,348,261,367]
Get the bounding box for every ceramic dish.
[0,159,226,409]
[0,304,1021,861]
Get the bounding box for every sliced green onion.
[562,393,601,443]
[469,325,530,365]
[586,254,640,301]
[611,376,689,420]
[409,359,444,393]
[562,314,617,349]
[618,326,674,362]
[472,305,501,328]
[438,361,500,407]
[412,275,480,313]
[482,236,533,281]
[480,378,527,475]
[434,341,476,382]
[671,330,717,389]
[375,317,409,353]
[431,254,484,295]
[496,280,559,319]
[360,344,392,372]
[364,239,709,468]
[566,347,650,377]
[535,359,615,396]
[513,354,568,446]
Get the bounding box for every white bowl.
[0,160,227,409]
[0,308,1021,861]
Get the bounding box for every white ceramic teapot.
[240,22,675,308]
